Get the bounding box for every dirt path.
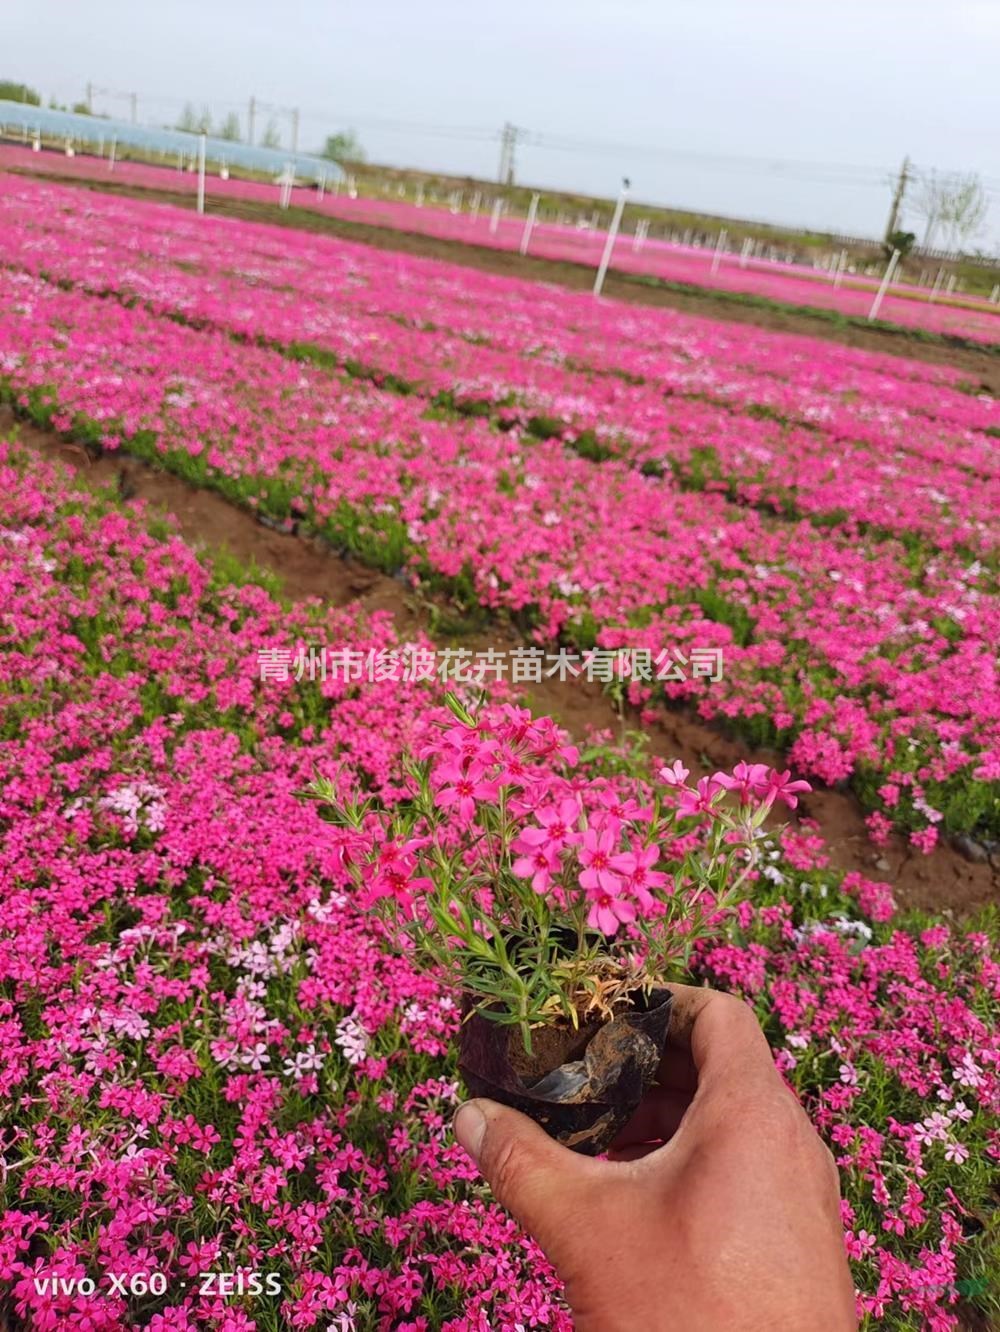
[14,170,1000,396]
[6,407,994,916]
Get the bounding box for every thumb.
[453,1099,601,1250]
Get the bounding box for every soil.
[6,406,996,916]
[13,170,1000,396]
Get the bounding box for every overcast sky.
[6,0,1000,245]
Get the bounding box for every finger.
[662,983,778,1097]
[608,1086,691,1149]
[453,1099,605,1252]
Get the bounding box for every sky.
[5,0,1000,246]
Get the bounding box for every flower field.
[3,145,999,345]
[0,176,997,850]
[0,172,999,1330]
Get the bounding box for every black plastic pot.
[458,988,672,1156]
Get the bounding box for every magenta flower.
[609,842,669,913]
[658,760,690,787]
[512,841,561,895]
[513,797,581,853]
[433,762,500,821]
[677,775,726,818]
[766,769,813,810]
[585,886,637,937]
[578,825,623,895]
[712,761,774,805]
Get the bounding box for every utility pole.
[291,107,299,156]
[247,96,256,146]
[498,122,521,185]
[885,155,911,242]
[130,93,137,125]
[497,123,511,184]
[86,82,94,114]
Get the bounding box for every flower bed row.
[4,147,1000,346]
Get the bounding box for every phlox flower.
[585,885,636,937]
[511,841,561,895]
[513,797,581,853]
[335,1015,369,1066]
[712,761,773,804]
[609,842,668,912]
[578,825,622,895]
[433,761,499,822]
[677,775,725,818]
[658,759,690,787]
[765,769,812,810]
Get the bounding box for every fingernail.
[453,1101,487,1162]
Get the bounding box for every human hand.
[452,983,857,1331]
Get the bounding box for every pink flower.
[514,798,581,852]
[713,761,774,805]
[434,765,500,822]
[677,775,725,818]
[658,760,690,787]
[578,825,622,895]
[512,841,561,895]
[586,887,637,937]
[609,842,668,913]
[766,769,812,810]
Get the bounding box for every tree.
[321,129,365,164]
[218,111,241,142]
[176,102,200,134]
[884,230,916,261]
[0,80,41,105]
[912,170,988,253]
[260,119,281,150]
[71,100,92,116]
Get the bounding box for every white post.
[32,133,40,153]
[108,136,117,171]
[519,192,540,256]
[945,274,957,296]
[318,172,325,201]
[834,248,848,289]
[469,189,481,222]
[739,236,753,268]
[196,133,206,214]
[929,267,945,303]
[594,180,629,296]
[868,248,900,321]
[632,217,649,253]
[489,197,503,234]
[990,284,1000,304]
[710,228,728,276]
[415,183,424,207]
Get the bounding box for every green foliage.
[217,111,242,142]
[884,230,916,260]
[0,79,41,105]
[321,130,365,164]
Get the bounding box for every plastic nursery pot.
[458,987,673,1156]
